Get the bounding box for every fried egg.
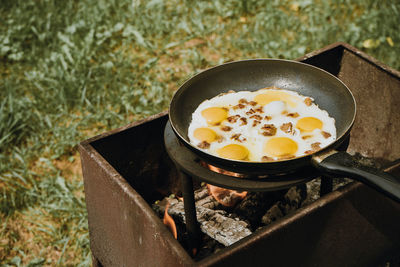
[187,87,336,162]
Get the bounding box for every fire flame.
[163,203,177,239]
[207,184,247,207]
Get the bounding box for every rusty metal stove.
[79,43,400,267]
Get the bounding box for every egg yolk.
[217,144,249,160]
[193,128,217,142]
[201,107,228,125]
[253,91,300,108]
[264,137,298,157]
[296,117,323,132]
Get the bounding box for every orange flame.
[207,184,247,207]
[163,203,177,239]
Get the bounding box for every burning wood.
[154,186,252,246]
[153,184,307,253]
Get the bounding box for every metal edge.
[169,58,357,167]
[340,42,400,79]
[78,115,194,266]
[295,42,346,62]
[79,110,168,147]
[297,42,400,78]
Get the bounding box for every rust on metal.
[80,43,400,266]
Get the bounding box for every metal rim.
[169,58,356,171]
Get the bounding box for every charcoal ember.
[261,185,307,226]
[233,190,286,228]
[281,184,307,213]
[303,178,321,206]
[261,203,283,225]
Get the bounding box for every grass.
[0,0,399,265]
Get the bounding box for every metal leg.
[179,170,201,254]
[320,176,333,196]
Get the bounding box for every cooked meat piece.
[221,126,232,131]
[264,115,272,120]
[261,124,277,136]
[305,142,322,155]
[231,133,241,140]
[227,115,240,123]
[255,107,264,113]
[249,101,257,106]
[279,155,295,160]
[261,156,275,162]
[231,133,246,142]
[286,112,299,118]
[239,98,248,104]
[321,131,331,138]
[304,97,313,106]
[311,142,321,151]
[240,117,247,125]
[198,141,210,149]
[280,122,294,134]
[233,103,246,110]
[246,108,256,115]
[252,120,261,127]
[302,135,312,140]
[249,114,263,120]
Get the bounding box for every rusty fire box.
[79,43,400,267]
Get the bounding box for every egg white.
[188,88,336,162]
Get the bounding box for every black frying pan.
[169,59,400,202]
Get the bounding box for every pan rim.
[168,58,357,165]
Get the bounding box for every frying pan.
[169,59,400,202]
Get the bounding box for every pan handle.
[312,150,400,203]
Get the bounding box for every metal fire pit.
[79,43,400,267]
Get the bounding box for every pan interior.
[170,59,355,159]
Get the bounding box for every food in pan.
[187,87,336,161]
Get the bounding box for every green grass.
[1,0,399,265]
